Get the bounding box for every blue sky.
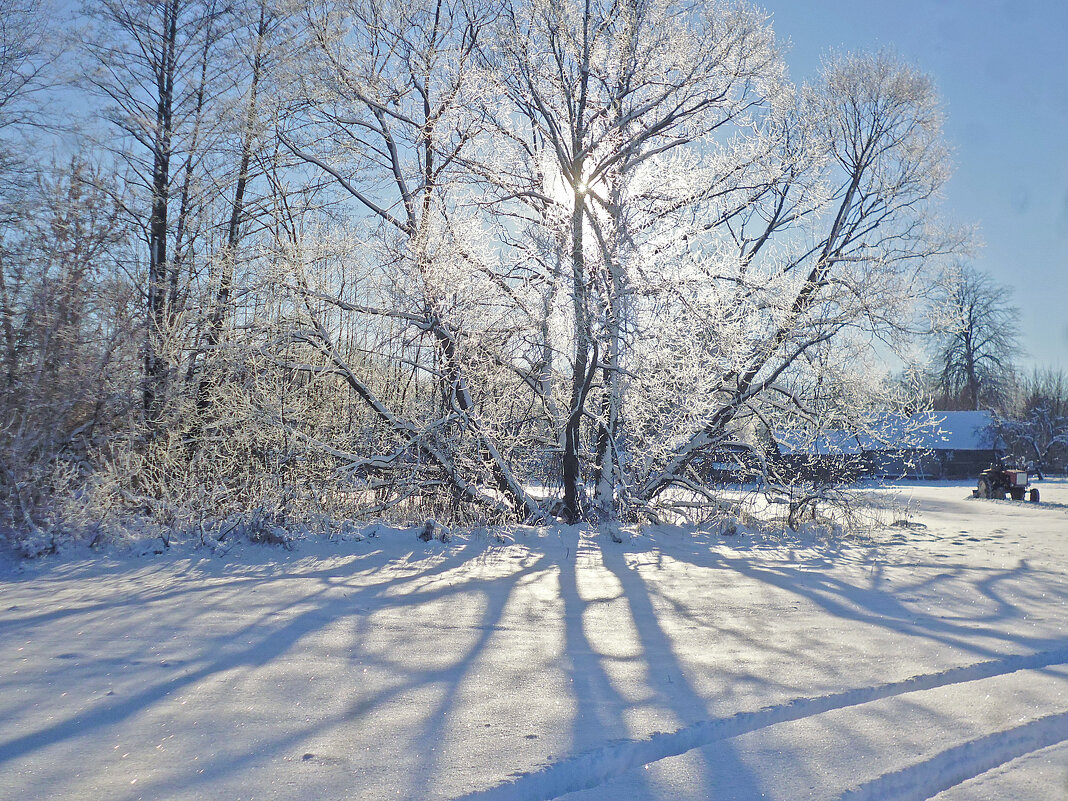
[761,0,1068,370]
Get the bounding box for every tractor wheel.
[1029,488,1040,503]
[977,477,992,499]
[1010,487,1025,501]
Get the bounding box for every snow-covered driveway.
[2,481,1067,800]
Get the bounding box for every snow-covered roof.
[775,429,867,456]
[775,410,998,455]
[924,410,999,451]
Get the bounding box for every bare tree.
[185,0,286,422]
[932,263,1021,411]
[0,159,136,537]
[0,0,56,386]
[0,0,54,150]
[275,0,543,520]
[81,0,236,425]
[479,17,958,523]
[481,0,782,520]
[624,51,959,515]
[997,367,1068,476]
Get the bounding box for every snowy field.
[2,481,1067,801]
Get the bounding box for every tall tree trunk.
[964,335,980,410]
[143,0,179,426]
[594,254,624,519]
[563,192,593,521]
[0,249,18,389]
[193,1,269,419]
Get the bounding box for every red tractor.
[974,461,1040,502]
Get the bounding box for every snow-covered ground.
[2,480,1067,800]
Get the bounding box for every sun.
[540,155,593,205]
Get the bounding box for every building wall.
[775,448,1000,482]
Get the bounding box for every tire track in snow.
[835,711,1068,801]
[451,645,1068,801]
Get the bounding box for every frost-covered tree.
[997,368,1068,476]
[81,0,285,429]
[931,263,1021,412]
[184,0,289,425]
[0,160,136,533]
[252,0,962,525]
[478,0,785,520]
[274,0,543,519]
[477,11,958,522]
[629,50,958,518]
[0,0,56,205]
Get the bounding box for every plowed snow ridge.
[836,711,1068,801]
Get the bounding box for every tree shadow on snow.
[2,525,1067,801]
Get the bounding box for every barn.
[866,410,1002,479]
[773,410,1002,482]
